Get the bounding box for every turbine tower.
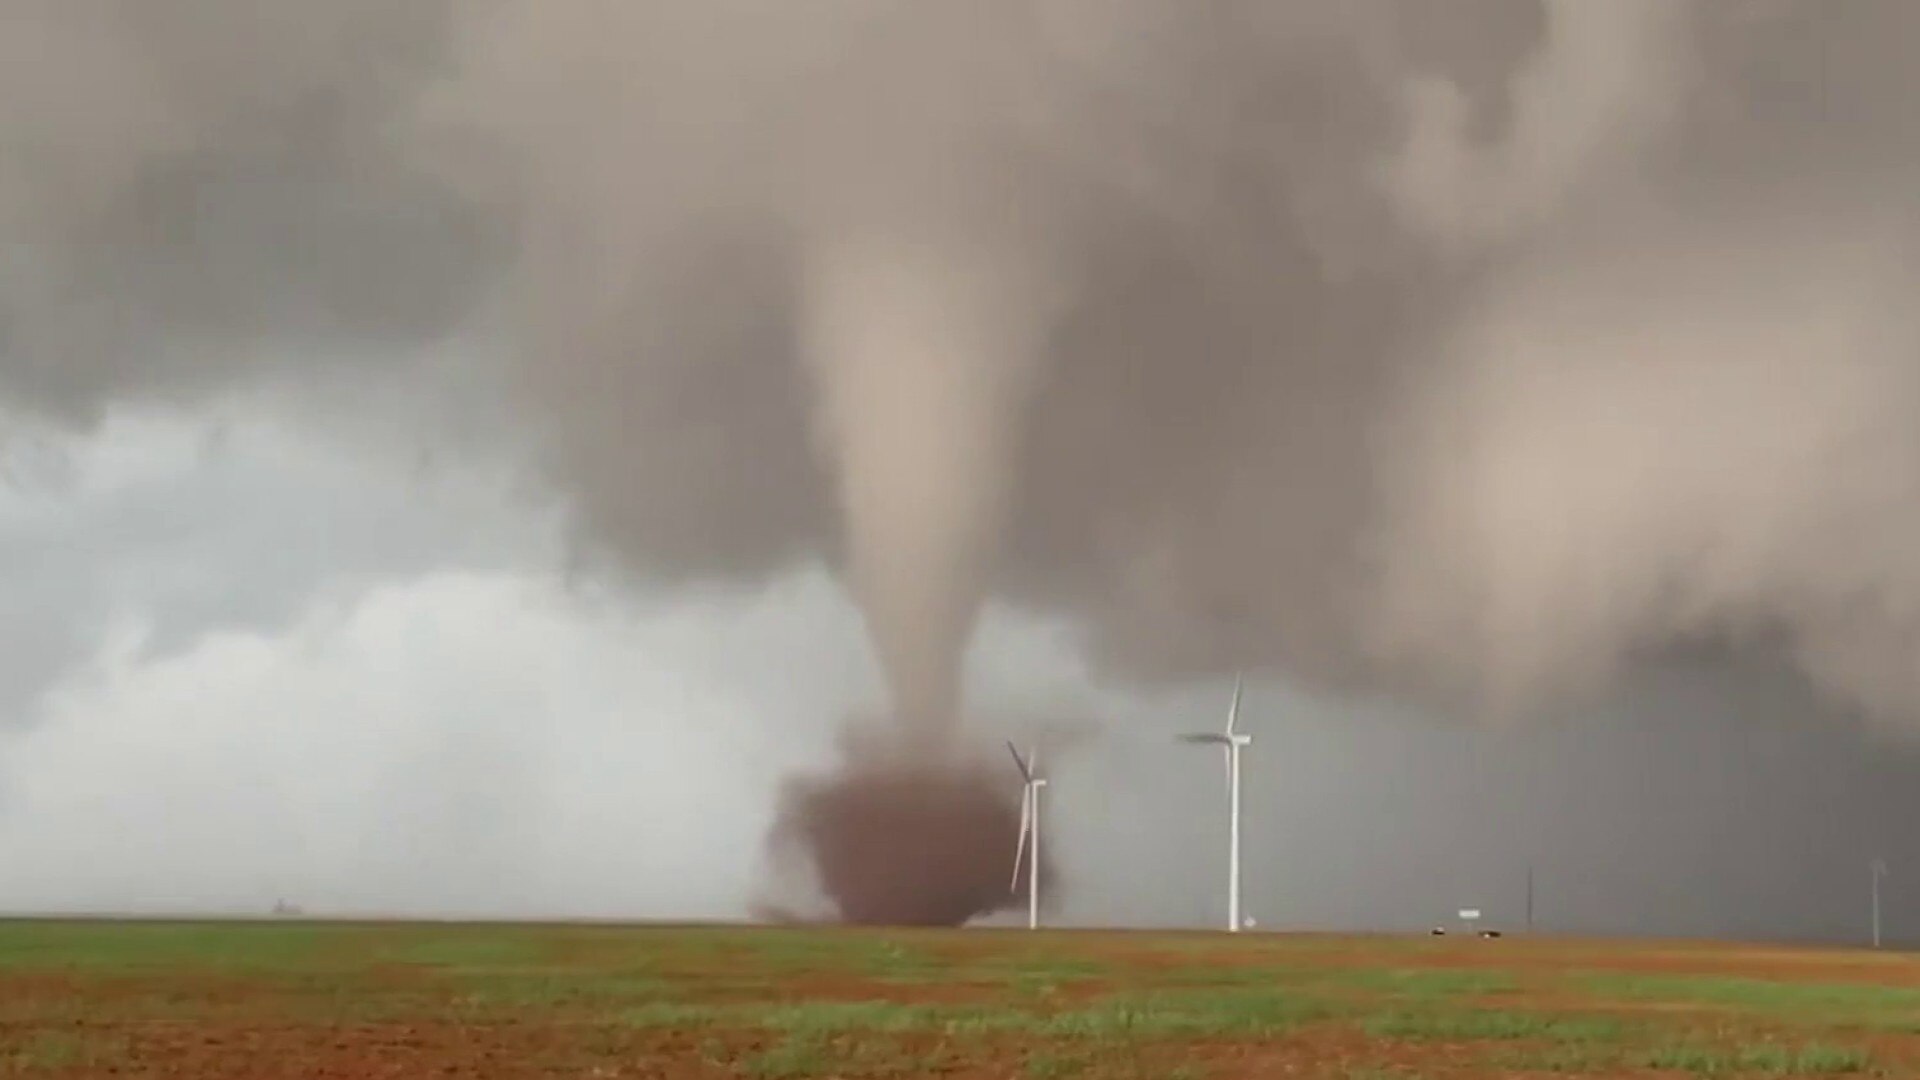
[1008,742,1047,930]
[1178,674,1251,932]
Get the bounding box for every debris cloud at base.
[759,732,1054,927]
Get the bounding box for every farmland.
[2,921,1918,1078]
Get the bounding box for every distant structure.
[1453,907,1503,939]
[1007,742,1047,931]
[1177,674,1252,933]
[270,899,304,918]
[1459,907,1482,935]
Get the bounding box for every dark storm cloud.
[7,1,1918,725]
[418,1,1920,732]
[0,0,498,419]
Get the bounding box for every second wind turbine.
[1178,674,1252,932]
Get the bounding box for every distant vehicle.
[1429,924,1502,938]
[1434,908,1503,939]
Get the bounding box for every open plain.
[1,921,1917,1079]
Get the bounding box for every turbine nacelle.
[1007,741,1044,783]
[1173,672,1249,747]
[1176,732,1251,747]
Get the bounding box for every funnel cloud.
[4,2,1920,925]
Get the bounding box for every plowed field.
[3,921,1917,1078]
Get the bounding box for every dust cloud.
[763,753,1035,927]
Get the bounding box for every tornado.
[779,225,1063,923]
[798,230,1055,740]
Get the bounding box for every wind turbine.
[1008,742,1047,930]
[1178,674,1252,932]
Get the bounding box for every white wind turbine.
[1178,674,1252,932]
[1008,741,1047,930]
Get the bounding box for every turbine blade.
[1011,786,1033,891]
[1226,673,1244,735]
[1177,733,1229,744]
[1006,741,1031,781]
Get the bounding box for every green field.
[2,921,1917,1078]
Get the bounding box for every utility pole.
[1525,862,1535,933]
[1871,858,1888,949]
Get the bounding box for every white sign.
[1459,908,1481,921]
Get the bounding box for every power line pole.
[1525,862,1535,933]
[1871,859,1888,949]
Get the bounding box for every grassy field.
[2,922,1918,1078]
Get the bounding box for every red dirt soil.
[6,930,1919,1079]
